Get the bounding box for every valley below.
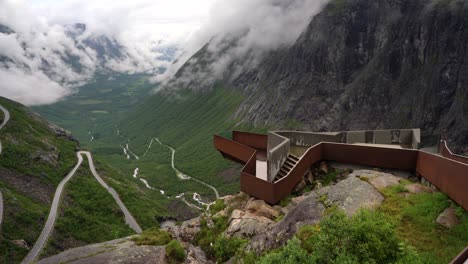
[1,0,467,263]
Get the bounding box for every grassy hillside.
[0,97,78,263]
[114,85,267,196]
[41,160,134,258]
[33,73,154,146]
[0,96,174,263]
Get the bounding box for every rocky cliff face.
[173,0,468,154]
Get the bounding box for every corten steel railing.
[214,132,277,202]
[215,132,468,264]
[233,131,268,150]
[439,140,468,165]
[449,246,468,264]
[214,132,468,209]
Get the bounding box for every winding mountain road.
[21,152,84,264]
[21,151,142,264]
[80,151,142,233]
[154,137,219,199]
[0,104,10,228]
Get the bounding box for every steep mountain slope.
[172,0,468,154]
[0,97,172,263]
[0,97,79,261]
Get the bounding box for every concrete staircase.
[274,154,299,182]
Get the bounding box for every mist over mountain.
[160,0,468,153]
[0,0,211,105]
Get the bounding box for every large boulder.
[245,199,279,220]
[405,183,433,194]
[436,208,460,228]
[249,172,384,252]
[249,193,325,253]
[317,172,384,216]
[184,243,212,264]
[37,237,167,264]
[226,210,275,238]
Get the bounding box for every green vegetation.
[213,236,247,263]
[0,181,48,263]
[379,182,468,263]
[194,215,247,262]
[42,161,134,257]
[210,199,226,215]
[256,209,421,264]
[0,97,79,262]
[93,159,172,230]
[0,98,78,186]
[257,238,312,264]
[33,73,154,146]
[258,182,468,264]
[35,79,267,222]
[298,209,419,263]
[165,240,186,263]
[195,216,226,258]
[317,168,340,186]
[116,85,256,196]
[132,228,172,246]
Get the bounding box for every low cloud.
[0,67,71,105]
[0,0,214,105]
[154,0,330,87]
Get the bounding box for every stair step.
[285,160,296,166]
[289,155,299,161]
[280,167,291,173]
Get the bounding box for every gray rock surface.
[249,171,384,252]
[184,243,212,264]
[178,217,201,242]
[355,170,401,190]
[226,210,275,238]
[37,237,167,264]
[170,0,468,154]
[317,172,384,216]
[436,208,460,228]
[405,183,434,194]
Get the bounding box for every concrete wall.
[267,132,290,182]
[276,131,342,147]
[345,129,420,148]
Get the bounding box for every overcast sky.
[26,0,215,45]
[0,0,328,105]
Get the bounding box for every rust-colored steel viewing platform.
[214,130,468,208]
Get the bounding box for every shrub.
[299,209,423,264]
[194,216,229,258]
[166,240,186,263]
[213,235,247,263]
[210,199,226,215]
[256,237,313,264]
[132,228,172,246]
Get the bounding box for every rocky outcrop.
[355,170,401,190]
[436,208,460,228]
[37,237,167,264]
[316,172,384,216]
[11,240,30,250]
[249,171,384,252]
[171,0,468,154]
[405,183,434,194]
[226,209,275,238]
[47,123,79,143]
[184,243,212,264]
[224,198,280,238]
[179,217,201,242]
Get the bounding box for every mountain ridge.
[166,0,468,154]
